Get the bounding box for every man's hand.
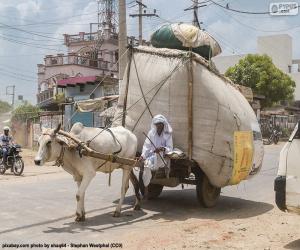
[154,147,165,153]
[137,156,144,162]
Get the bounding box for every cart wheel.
[141,183,164,199]
[196,174,221,208]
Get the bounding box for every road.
[0,144,299,250]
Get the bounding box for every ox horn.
[54,123,61,134]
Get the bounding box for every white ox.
[34,122,141,221]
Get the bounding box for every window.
[79,85,85,92]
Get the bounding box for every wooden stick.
[187,52,194,160]
[122,46,133,127]
[57,130,137,166]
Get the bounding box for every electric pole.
[184,0,206,29]
[118,0,128,80]
[129,1,158,46]
[193,0,199,28]
[6,85,15,108]
[138,0,143,45]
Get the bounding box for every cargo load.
[150,23,222,60]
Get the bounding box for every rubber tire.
[196,174,221,208]
[273,136,279,145]
[141,183,164,199]
[0,163,6,175]
[13,158,24,176]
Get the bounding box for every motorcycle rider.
[0,126,15,168]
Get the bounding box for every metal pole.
[12,85,15,107]
[193,0,199,27]
[139,0,143,45]
[118,0,128,81]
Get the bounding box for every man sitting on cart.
[139,114,173,198]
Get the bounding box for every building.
[213,34,300,101]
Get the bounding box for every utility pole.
[192,0,199,28]
[6,85,15,108]
[184,0,206,29]
[138,0,143,45]
[118,0,128,80]
[130,1,158,45]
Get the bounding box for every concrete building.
[36,30,119,111]
[213,34,300,101]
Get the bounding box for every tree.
[11,102,40,122]
[0,100,12,114]
[225,54,296,107]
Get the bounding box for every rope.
[132,55,154,118]
[86,54,190,144]
[132,57,190,132]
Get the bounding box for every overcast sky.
[0,0,300,104]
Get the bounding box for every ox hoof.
[113,211,121,217]
[75,212,85,222]
[133,204,141,211]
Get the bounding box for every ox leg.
[113,169,130,217]
[75,171,95,222]
[130,170,141,211]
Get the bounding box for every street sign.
[270,2,299,16]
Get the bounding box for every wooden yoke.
[187,52,194,160]
[57,130,137,166]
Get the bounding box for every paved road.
[0,144,290,249]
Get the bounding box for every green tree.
[225,54,295,107]
[0,100,12,114]
[11,102,40,122]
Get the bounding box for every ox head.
[34,123,68,166]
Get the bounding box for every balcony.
[44,54,117,72]
[37,89,55,109]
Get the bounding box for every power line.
[209,0,300,15]
[217,7,300,33]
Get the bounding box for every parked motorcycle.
[263,129,282,145]
[0,145,24,176]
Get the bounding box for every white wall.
[291,73,300,101]
[257,34,292,74]
[212,54,245,74]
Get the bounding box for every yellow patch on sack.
[229,131,254,185]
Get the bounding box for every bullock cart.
[111,24,264,207]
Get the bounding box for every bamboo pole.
[187,52,194,160]
[122,46,133,127]
[57,130,137,166]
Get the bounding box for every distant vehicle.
[263,128,282,145]
[275,122,300,214]
[0,144,24,176]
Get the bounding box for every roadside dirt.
[117,204,300,250]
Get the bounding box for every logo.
[270,2,299,16]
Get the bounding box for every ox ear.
[41,127,47,134]
[54,123,61,134]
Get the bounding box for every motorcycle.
[263,129,282,145]
[0,145,24,176]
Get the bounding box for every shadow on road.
[42,189,273,234]
[285,239,300,249]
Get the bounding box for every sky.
[0,0,300,104]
